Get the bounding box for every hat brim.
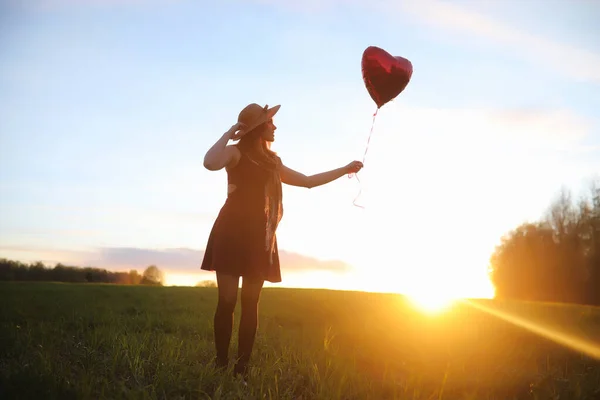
[266,104,281,119]
[241,104,281,134]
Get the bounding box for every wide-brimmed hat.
[238,103,281,134]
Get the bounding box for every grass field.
[1,282,599,399]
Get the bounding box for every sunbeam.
[463,299,600,360]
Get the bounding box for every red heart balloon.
[361,46,413,109]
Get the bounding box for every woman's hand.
[203,123,246,171]
[345,161,364,174]
[228,122,248,141]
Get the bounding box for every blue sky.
[1,0,599,296]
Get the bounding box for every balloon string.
[349,107,379,208]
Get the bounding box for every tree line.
[489,180,600,306]
[0,259,165,286]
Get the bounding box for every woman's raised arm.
[203,123,245,171]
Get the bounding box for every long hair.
[235,122,283,265]
[236,123,280,169]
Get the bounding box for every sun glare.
[165,273,200,287]
[407,292,458,313]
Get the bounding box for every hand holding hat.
[228,122,248,141]
[229,103,281,142]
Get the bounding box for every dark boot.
[233,360,248,378]
[214,356,228,371]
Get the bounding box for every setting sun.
[165,273,203,287]
[401,273,496,313]
[407,292,458,313]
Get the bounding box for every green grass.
[1,282,599,399]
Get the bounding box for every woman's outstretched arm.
[280,161,363,189]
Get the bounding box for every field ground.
[1,282,600,399]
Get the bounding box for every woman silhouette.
[201,103,363,378]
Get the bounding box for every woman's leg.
[234,276,264,376]
[214,273,240,368]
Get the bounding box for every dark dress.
[200,150,282,283]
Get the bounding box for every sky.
[1,0,599,299]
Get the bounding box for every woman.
[201,102,363,378]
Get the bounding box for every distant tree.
[141,265,164,286]
[129,270,142,285]
[579,181,600,304]
[196,280,217,288]
[489,180,600,305]
[0,258,146,286]
[0,258,26,281]
[489,222,559,301]
[29,261,47,281]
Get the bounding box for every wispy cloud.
[20,0,163,9]
[390,0,600,84]
[376,105,595,153]
[0,245,93,266]
[15,0,600,84]
[486,108,594,148]
[250,0,334,13]
[89,247,353,274]
[245,0,600,84]
[357,104,598,230]
[0,245,354,275]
